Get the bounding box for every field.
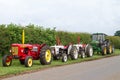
[0,49,120,78]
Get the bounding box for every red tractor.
[2,30,52,67]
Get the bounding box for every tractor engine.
[11,44,33,59]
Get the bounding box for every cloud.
[0,0,120,35]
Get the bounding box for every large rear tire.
[25,56,33,67]
[102,46,107,55]
[107,45,112,54]
[86,44,93,57]
[70,46,78,60]
[2,54,12,67]
[40,45,52,65]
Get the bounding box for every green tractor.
[90,33,114,55]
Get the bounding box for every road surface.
[3,56,120,80]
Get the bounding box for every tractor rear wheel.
[25,56,33,67]
[70,46,78,60]
[62,53,67,62]
[102,46,107,55]
[86,44,93,57]
[107,45,112,54]
[40,45,52,65]
[2,54,12,67]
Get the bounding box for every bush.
[0,24,56,56]
[107,36,120,49]
[0,23,120,56]
[56,31,91,45]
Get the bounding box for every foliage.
[107,36,120,49]
[0,24,90,55]
[114,30,120,36]
[0,24,56,55]
[0,23,120,56]
[56,31,91,45]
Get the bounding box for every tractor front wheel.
[40,45,52,65]
[86,44,93,57]
[2,54,12,67]
[80,51,85,58]
[62,53,67,62]
[25,56,33,67]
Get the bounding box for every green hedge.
[56,31,91,45]
[0,24,91,55]
[107,36,120,49]
[0,24,56,55]
[0,24,120,55]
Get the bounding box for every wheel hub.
[45,50,51,62]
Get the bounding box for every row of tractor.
[2,30,114,67]
[51,37,93,62]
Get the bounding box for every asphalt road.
[3,56,120,80]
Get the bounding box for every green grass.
[0,49,120,77]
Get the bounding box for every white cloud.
[0,0,120,35]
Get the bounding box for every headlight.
[21,50,24,53]
[51,49,55,54]
[9,50,11,53]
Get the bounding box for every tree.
[114,30,120,36]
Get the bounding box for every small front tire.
[80,51,85,58]
[86,44,93,57]
[2,54,12,67]
[25,56,33,67]
[62,53,67,62]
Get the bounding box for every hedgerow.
[0,23,119,55]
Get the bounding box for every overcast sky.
[0,0,120,35]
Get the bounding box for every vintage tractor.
[90,33,114,55]
[72,36,93,58]
[51,37,78,62]
[2,30,52,67]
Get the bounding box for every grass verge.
[0,49,120,78]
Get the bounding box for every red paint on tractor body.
[11,43,46,60]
